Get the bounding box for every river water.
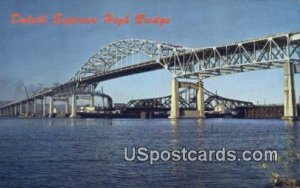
[0,118,299,187]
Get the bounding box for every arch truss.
[53,39,191,95]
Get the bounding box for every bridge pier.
[169,78,206,119]
[9,107,11,116]
[49,96,54,118]
[140,111,152,119]
[33,99,37,116]
[19,103,23,116]
[65,99,70,117]
[25,101,29,117]
[14,105,17,116]
[283,60,298,120]
[42,96,47,117]
[90,95,94,107]
[169,78,180,119]
[70,94,77,118]
[197,81,205,118]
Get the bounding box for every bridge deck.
[1,32,299,110]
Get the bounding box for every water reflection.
[267,122,300,186]
[284,124,299,182]
[0,118,299,187]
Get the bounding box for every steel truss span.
[126,83,253,111]
[169,32,300,79]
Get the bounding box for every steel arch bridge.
[1,32,299,119]
[52,32,300,96]
[53,39,190,95]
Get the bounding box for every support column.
[49,96,54,118]
[10,106,13,116]
[33,98,37,116]
[283,60,297,120]
[169,78,179,119]
[70,94,77,118]
[14,105,17,116]
[42,96,46,117]
[25,101,29,117]
[197,80,205,118]
[19,103,23,116]
[65,98,69,116]
[89,95,94,107]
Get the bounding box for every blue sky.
[0,0,299,104]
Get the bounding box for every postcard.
[0,0,299,187]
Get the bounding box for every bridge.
[0,32,299,120]
[125,82,253,118]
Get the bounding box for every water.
[0,118,299,187]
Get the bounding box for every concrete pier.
[283,60,297,120]
[65,98,70,116]
[169,78,179,119]
[49,97,54,118]
[25,101,29,117]
[89,95,94,107]
[33,99,37,116]
[10,106,13,116]
[14,105,17,116]
[70,94,77,118]
[197,81,205,118]
[42,96,46,117]
[19,103,23,116]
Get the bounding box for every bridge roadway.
[0,32,299,119]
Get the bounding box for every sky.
[0,0,299,104]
